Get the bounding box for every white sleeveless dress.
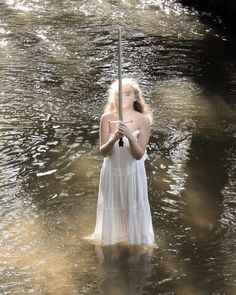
[91,130,155,246]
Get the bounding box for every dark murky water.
[0,1,235,294]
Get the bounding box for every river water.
[0,1,235,294]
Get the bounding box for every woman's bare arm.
[99,113,119,157]
[128,116,150,160]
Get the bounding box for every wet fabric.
[91,130,155,246]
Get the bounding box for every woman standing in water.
[90,77,155,246]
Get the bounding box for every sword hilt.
[118,137,124,147]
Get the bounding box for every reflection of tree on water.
[95,244,154,295]
[178,134,233,294]
[182,134,228,234]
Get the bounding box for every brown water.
[0,1,236,294]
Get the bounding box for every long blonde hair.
[105,78,153,123]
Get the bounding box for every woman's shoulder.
[134,111,151,125]
[101,112,116,121]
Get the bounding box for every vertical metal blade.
[118,27,123,122]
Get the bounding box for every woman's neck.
[122,107,135,116]
[113,107,135,119]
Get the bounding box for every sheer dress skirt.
[91,130,155,246]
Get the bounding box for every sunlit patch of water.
[0,204,99,294]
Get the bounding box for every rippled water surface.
[0,1,236,294]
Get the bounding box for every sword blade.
[118,27,123,122]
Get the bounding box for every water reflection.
[181,134,227,235]
[95,244,154,295]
